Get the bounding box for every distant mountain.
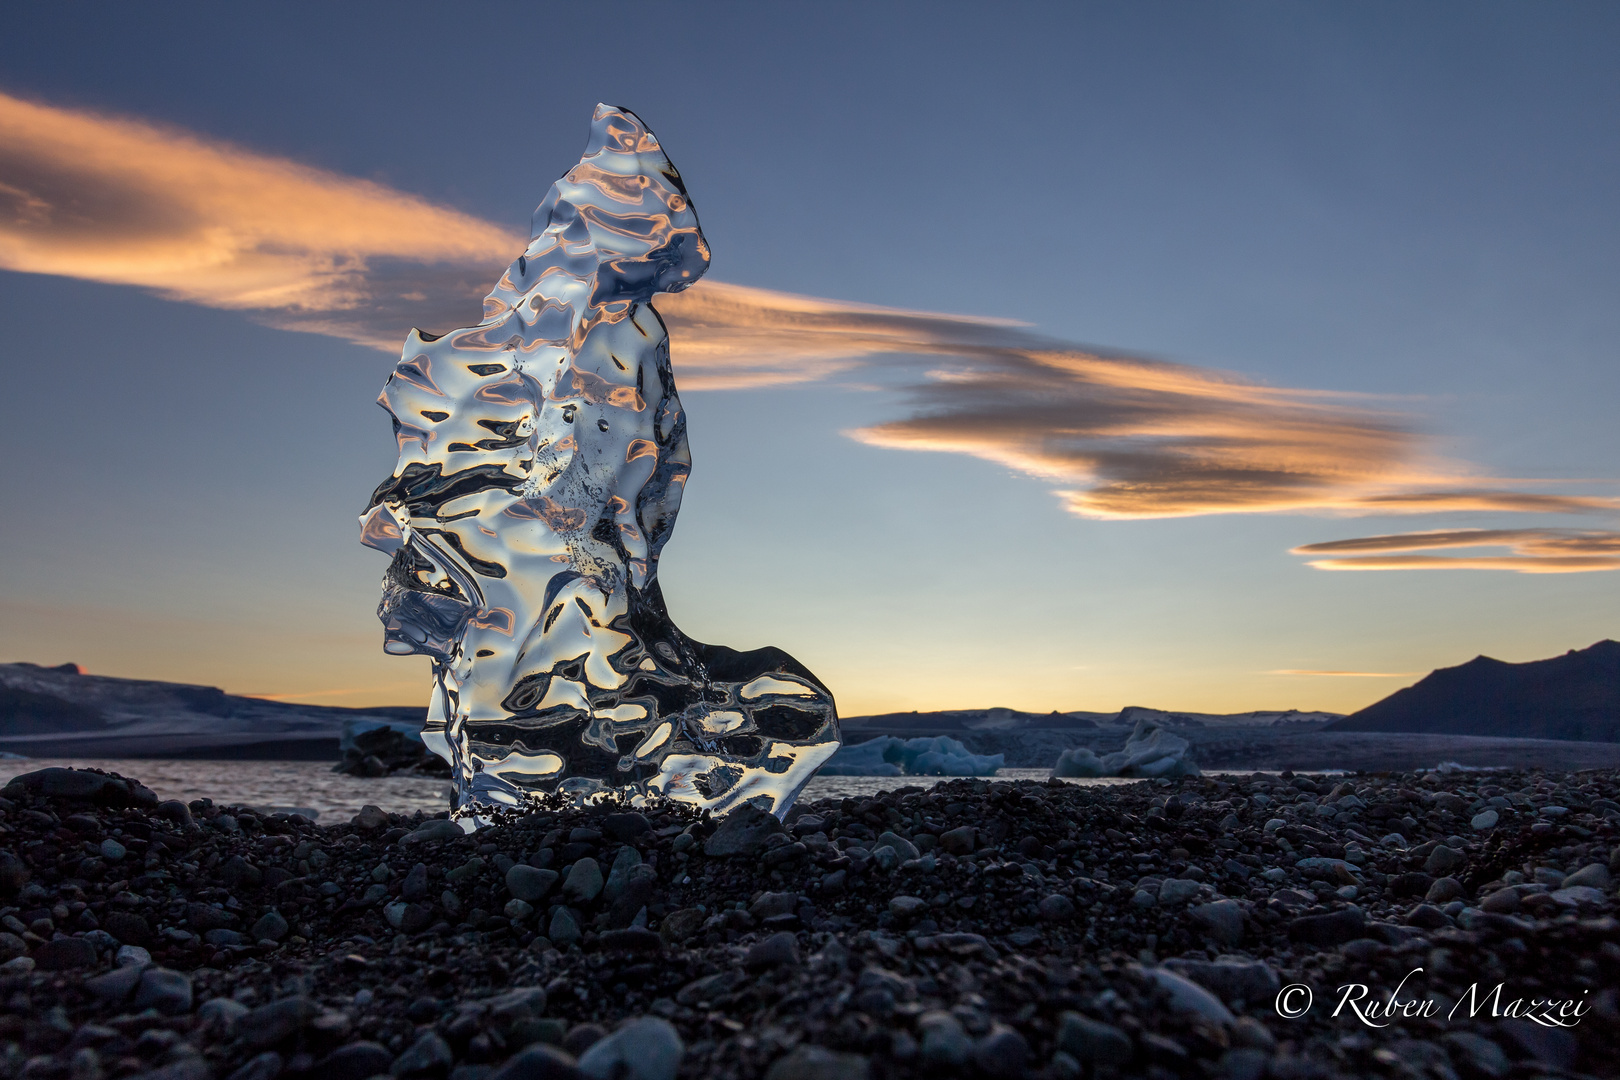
[1324,640,1620,742]
[0,662,423,758]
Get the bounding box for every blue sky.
[1,2,1617,715]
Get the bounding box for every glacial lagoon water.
[0,760,1139,824]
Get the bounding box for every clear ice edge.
[361,105,839,827]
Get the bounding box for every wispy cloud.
[1293,529,1620,573]
[656,280,1030,389]
[0,90,515,348]
[662,290,1619,520]
[1267,669,1423,677]
[4,90,1613,527]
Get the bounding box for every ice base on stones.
[361,105,839,825]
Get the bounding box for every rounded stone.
[241,997,320,1050]
[1190,899,1245,945]
[103,912,152,947]
[1562,863,1611,890]
[874,832,920,862]
[227,1051,285,1080]
[393,1031,454,1078]
[401,862,430,901]
[33,937,97,971]
[251,911,289,942]
[1424,845,1466,876]
[133,967,193,1015]
[743,931,799,969]
[563,1023,608,1057]
[0,853,28,895]
[577,1017,684,1080]
[763,1045,870,1080]
[549,907,582,948]
[402,818,466,845]
[491,1043,586,1080]
[917,1012,971,1068]
[1056,1012,1132,1065]
[1157,878,1200,905]
[1038,894,1075,920]
[974,1025,1030,1079]
[1425,877,1464,904]
[508,865,560,903]
[312,1042,395,1080]
[115,944,151,967]
[561,858,604,904]
[352,804,389,831]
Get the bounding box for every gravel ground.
[1,765,1617,1080]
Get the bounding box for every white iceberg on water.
[820,735,1004,777]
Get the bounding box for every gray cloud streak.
[1293,529,1620,573]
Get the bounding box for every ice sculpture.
[360,105,840,824]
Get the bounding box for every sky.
[1,2,1617,717]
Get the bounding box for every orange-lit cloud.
[4,90,1613,525]
[661,291,1618,520]
[0,90,516,347]
[655,280,1029,389]
[1293,529,1620,573]
[664,290,1615,520]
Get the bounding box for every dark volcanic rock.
[33,936,97,970]
[1288,907,1366,946]
[0,851,27,895]
[0,763,1616,1080]
[103,910,153,945]
[242,996,319,1049]
[704,804,786,857]
[2,766,157,806]
[316,1041,394,1080]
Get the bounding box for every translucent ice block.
[361,105,840,825]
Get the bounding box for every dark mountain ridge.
[1325,639,1620,742]
[0,661,423,758]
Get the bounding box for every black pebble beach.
[2,765,1617,1079]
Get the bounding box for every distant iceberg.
[340,717,424,754]
[1051,717,1201,779]
[820,735,1004,777]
